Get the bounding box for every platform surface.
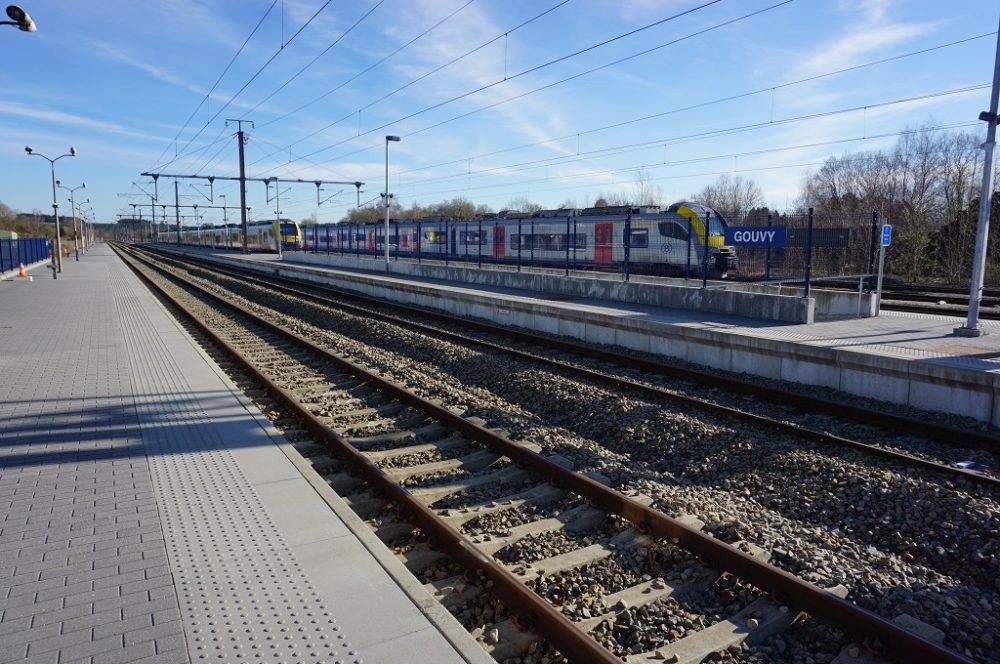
[221,247,1000,375]
[0,246,490,664]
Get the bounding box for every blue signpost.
[875,223,892,316]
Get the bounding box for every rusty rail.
[117,244,977,664]
[146,244,1000,452]
[140,245,1000,487]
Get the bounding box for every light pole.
[956,16,1000,337]
[384,135,400,269]
[219,194,229,248]
[26,145,75,277]
[57,180,85,261]
[1,5,35,31]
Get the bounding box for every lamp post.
[80,199,91,252]
[956,16,1000,337]
[384,135,400,269]
[219,194,229,248]
[1,5,35,31]
[26,145,75,277]
[57,180,85,261]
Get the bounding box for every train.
[161,202,737,276]
[168,220,302,252]
[300,202,737,276]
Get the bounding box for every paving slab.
[0,244,491,664]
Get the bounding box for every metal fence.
[0,238,49,274]
[724,211,882,286]
[290,211,883,291]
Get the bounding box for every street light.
[26,145,75,278]
[57,179,85,261]
[219,194,229,248]
[2,5,36,31]
[384,135,400,269]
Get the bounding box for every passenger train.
[170,220,302,252]
[161,202,737,277]
[301,202,737,276]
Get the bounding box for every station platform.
[161,245,1000,428]
[0,245,492,664]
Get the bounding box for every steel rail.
[146,244,1000,452]
[116,243,976,664]
[112,244,622,664]
[138,246,1000,486]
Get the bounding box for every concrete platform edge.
[143,253,494,664]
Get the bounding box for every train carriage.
[166,220,302,252]
[308,202,736,277]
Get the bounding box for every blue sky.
[1,0,996,226]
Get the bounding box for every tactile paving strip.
[109,269,361,664]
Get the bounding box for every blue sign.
[724,226,787,247]
[881,224,892,247]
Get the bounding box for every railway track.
[141,244,1000,474]
[112,242,987,663]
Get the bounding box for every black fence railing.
[290,210,885,291]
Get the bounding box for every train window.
[459,231,487,245]
[571,233,587,249]
[424,230,447,244]
[535,234,564,251]
[658,222,689,240]
[629,229,649,248]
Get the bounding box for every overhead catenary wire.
[392,121,980,201]
[388,86,990,192]
[252,0,579,161]
[257,0,481,130]
[181,0,468,179]
[249,0,749,172]
[186,29,994,186]
[146,0,279,173]
[391,31,998,181]
[237,0,388,121]
[151,0,336,173]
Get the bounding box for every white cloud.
[0,100,169,142]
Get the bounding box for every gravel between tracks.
[145,253,1000,662]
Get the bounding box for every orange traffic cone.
[17,263,26,278]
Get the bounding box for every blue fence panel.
[0,238,49,273]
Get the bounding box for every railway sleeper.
[324,470,364,494]
[471,504,604,556]
[831,613,944,664]
[398,545,446,573]
[515,543,613,581]
[426,576,483,609]
[439,483,563,528]
[340,491,387,519]
[412,467,533,506]
[383,450,502,483]
[364,436,469,463]
[628,586,849,664]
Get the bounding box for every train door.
[493,225,505,259]
[367,229,375,252]
[594,223,613,264]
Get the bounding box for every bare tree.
[800,124,986,281]
[691,174,763,221]
[631,168,665,206]
[504,196,543,213]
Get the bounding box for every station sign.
[881,224,892,247]
[724,226,787,247]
